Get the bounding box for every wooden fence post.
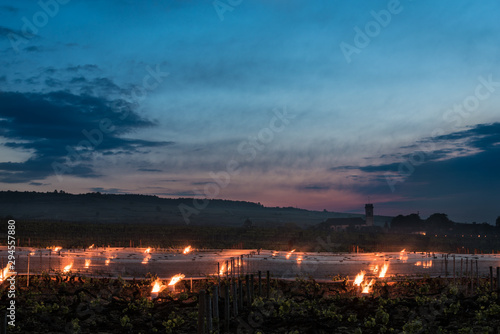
[198,290,206,334]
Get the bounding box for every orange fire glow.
[142,254,151,264]
[63,263,73,273]
[379,263,389,278]
[144,247,152,253]
[168,274,185,286]
[286,249,296,260]
[85,259,91,268]
[151,279,165,293]
[54,246,62,252]
[183,246,192,254]
[362,279,375,294]
[399,249,408,262]
[353,271,365,286]
[88,244,95,249]
[296,256,303,264]
[0,264,13,282]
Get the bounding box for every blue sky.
[1,0,499,223]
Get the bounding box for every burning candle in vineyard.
[0,264,13,282]
[296,255,303,264]
[353,271,365,286]
[63,263,73,273]
[423,260,433,268]
[379,263,389,278]
[362,279,375,294]
[168,274,185,292]
[286,249,295,260]
[399,249,408,262]
[151,278,165,299]
[371,264,379,274]
[85,259,91,268]
[144,247,152,254]
[168,274,185,286]
[89,244,95,249]
[54,246,62,252]
[105,259,111,266]
[183,246,192,254]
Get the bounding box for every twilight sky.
[1,0,499,223]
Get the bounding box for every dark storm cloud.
[434,122,500,149]
[137,168,162,172]
[0,26,20,38]
[0,91,173,183]
[297,184,332,192]
[332,123,500,177]
[24,46,41,52]
[66,64,99,73]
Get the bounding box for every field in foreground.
[2,274,500,333]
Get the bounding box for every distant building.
[322,217,366,231]
[316,204,377,231]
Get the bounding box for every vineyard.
[2,271,500,333]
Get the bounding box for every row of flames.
[218,258,242,276]
[151,274,185,298]
[353,261,390,294]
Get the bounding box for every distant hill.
[0,191,393,228]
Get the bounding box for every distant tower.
[365,204,374,226]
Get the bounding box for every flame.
[219,262,233,275]
[219,263,225,275]
[353,271,365,286]
[379,263,389,278]
[183,246,192,254]
[89,244,95,249]
[84,259,91,268]
[168,274,185,286]
[142,253,151,264]
[105,259,110,266]
[63,263,73,273]
[362,279,375,294]
[144,247,151,253]
[423,260,433,268]
[296,256,303,264]
[415,261,422,266]
[286,249,295,260]
[399,249,408,262]
[54,246,62,252]
[371,264,379,274]
[29,251,36,256]
[151,279,165,293]
[0,264,13,282]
